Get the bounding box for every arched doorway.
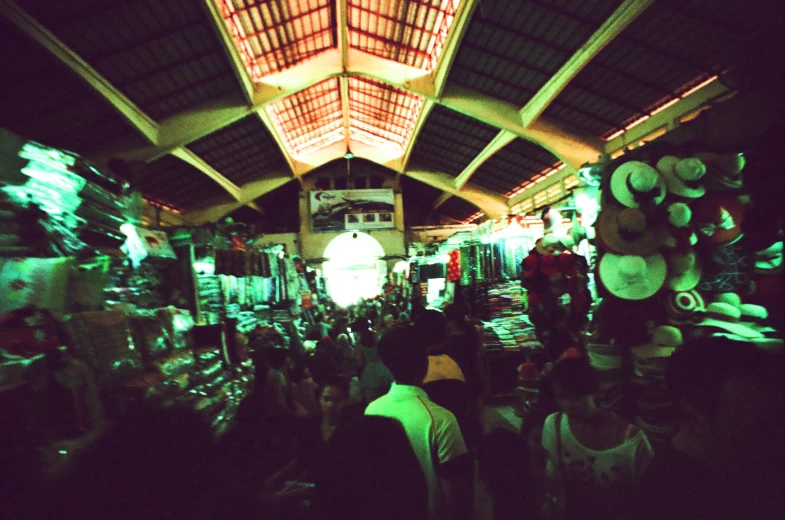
[322,232,386,307]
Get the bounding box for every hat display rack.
[589,141,783,444]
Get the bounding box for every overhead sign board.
[310,189,395,232]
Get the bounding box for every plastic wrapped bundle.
[65,310,144,386]
[0,256,74,316]
[66,256,111,312]
[128,310,170,361]
[152,350,196,378]
[157,307,194,350]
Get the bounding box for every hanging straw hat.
[714,292,742,308]
[692,193,744,246]
[632,325,684,359]
[665,289,706,325]
[657,156,707,198]
[739,304,778,335]
[696,152,745,191]
[665,252,701,291]
[694,302,763,339]
[753,241,783,274]
[610,161,667,209]
[599,252,667,301]
[596,205,666,256]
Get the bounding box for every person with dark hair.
[444,303,488,399]
[482,412,565,520]
[414,310,466,384]
[262,347,295,417]
[289,362,319,417]
[366,325,472,520]
[313,415,429,520]
[631,338,785,520]
[264,377,350,504]
[541,357,652,520]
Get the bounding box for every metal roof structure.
[1,0,778,224]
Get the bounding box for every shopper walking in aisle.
[482,412,565,520]
[541,357,653,520]
[631,337,785,520]
[289,363,319,417]
[357,328,394,404]
[443,303,487,454]
[366,325,473,520]
[263,377,350,511]
[313,415,428,520]
[414,310,474,450]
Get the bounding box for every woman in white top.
[541,356,653,520]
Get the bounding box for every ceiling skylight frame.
[348,76,424,154]
[217,0,336,81]
[348,0,461,71]
[266,78,345,157]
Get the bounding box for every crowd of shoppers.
[3,298,783,520]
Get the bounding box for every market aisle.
[473,402,524,519]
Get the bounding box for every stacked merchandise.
[486,282,526,319]
[1,131,131,257]
[628,326,682,444]
[483,316,540,352]
[104,263,170,309]
[593,146,783,444]
[63,308,255,438]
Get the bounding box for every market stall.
[0,134,312,482]
[589,142,783,444]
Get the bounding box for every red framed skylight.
[348,77,424,154]
[266,78,344,156]
[348,0,461,71]
[217,0,336,81]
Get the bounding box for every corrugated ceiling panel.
[349,0,460,71]
[0,20,148,156]
[266,78,344,156]
[137,155,233,210]
[216,0,335,80]
[447,0,621,107]
[545,1,761,138]
[348,77,424,154]
[438,196,480,223]
[408,105,498,177]
[19,0,247,120]
[187,115,289,185]
[401,175,443,226]
[471,138,561,195]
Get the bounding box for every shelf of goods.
[480,283,542,398]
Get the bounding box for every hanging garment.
[447,250,461,282]
[460,247,471,286]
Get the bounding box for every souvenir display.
[591,145,783,446]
